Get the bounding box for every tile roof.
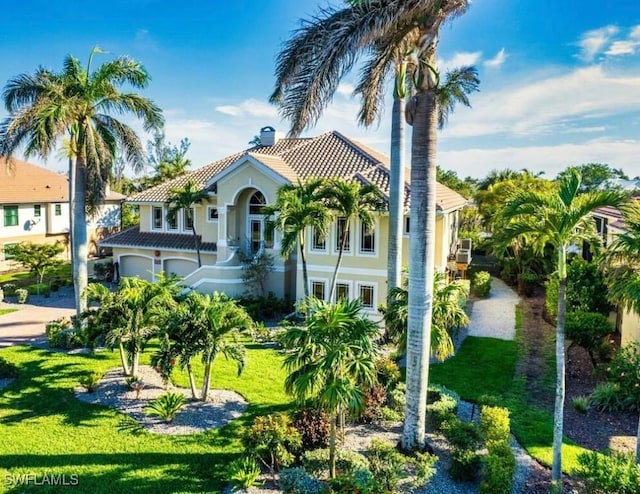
[127,131,467,212]
[100,227,217,252]
[0,157,68,204]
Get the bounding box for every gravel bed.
[75,365,248,435]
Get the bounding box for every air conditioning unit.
[456,249,472,264]
[459,238,472,251]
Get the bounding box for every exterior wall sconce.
[154,250,161,257]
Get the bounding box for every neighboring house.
[592,192,640,346]
[101,127,467,315]
[0,158,124,271]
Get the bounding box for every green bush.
[566,311,614,364]
[605,343,640,410]
[589,382,625,412]
[517,271,538,297]
[389,382,406,412]
[0,356,18,378]
[426,384,459,430]
[577,451,640,494]
[328,468,376,494]
[292,408,330,451]
[480,441,516,494]
[449,448,482,481]
[244,413,302,477]
[375,356,401,390]
[359,385,387,424]
[144,392,187,423]
[15,288,28,304]
[302,448,368,479]
[412,450,438,487]
[480,406,511,446]
[472,271,491,298]
[279,467,326,494]
[27,282,50,296]
[380,406,403,422]
[572,395,590,413]
[367,439,407,493]
[442,417,483,451]
[226,456,263,491]
[78,371,103,393]
[2,283,16,296]
[45,318,82,349]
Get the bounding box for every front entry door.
[250,218,263,253]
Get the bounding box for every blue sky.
[1,0,640,180]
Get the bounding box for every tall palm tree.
[280,297,378,478]
[494,169,627,487]
[263,179,331,299]
[602,201,640,462]
[0,47,163,316]
[271,0,477,450]
[165,179,209,267]
[321,178,384,301]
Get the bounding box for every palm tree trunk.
[299,234,310,299]
[191,224,202,267]
[118,339,131,376]
[402,88,438,451]
[201,360,212,401]
[186,362,199,400]
[329,411,337,479]
[72,155,89,317]
[552,250,568,487]
[131,350,140,378]
[328,223,349,301]
[387,95,406,299]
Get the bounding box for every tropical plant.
[3,242,64,292]
[144,392,187,423]
[165,179,209,267]
[0,47,163,317]
[492,168,627,485]
[557,163,628,194]
[280,297,378,478]
[263,179,330,299]
[226,456,263,491]
[78,371,103,393]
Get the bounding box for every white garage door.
[163,258,197,278]
[119,255,153,281]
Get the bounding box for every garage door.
[119,255,153,281]
[163,258,197,278]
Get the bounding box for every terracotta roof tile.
[100,227,217,252]
[0,158,68,204]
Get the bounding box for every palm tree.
[0,47,163,316]
[271,0,477,450]
[494,169,627,487]
[263,179,331,299]
[603,201,640,462]
[165,179,209,267]
[382,271,469,360]
[321,178,384,301]
[280,297,378,478]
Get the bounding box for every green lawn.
[0,309,18,316]
[0,339,290,494]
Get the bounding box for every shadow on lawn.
[0,452,234,494]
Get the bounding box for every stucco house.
[591,194,640,346]
[0,158,125,271]
[101,127,468,314]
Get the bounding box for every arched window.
[249,191,266,215]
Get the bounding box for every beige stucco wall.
[620,307,640,347]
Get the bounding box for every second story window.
[335,217,350,252]
[360,222,375,254]
[184,208,194,230]
[33,205,41,218]
[167,210,178,230]
[152,207,163,230]
[312,227,326,251]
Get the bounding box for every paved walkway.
[466,277,519,340]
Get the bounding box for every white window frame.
[334,281,352,303]
[310,279,328,301]
[33,204,42,218]
[54,204,62,217]
[358,219,377,256]
[310,226,327,253]
[334,216,351,254]
[356,282,377,310]
[152,206,163,230]
[207,206,219,223]
[182,207,194,232]
[166,209,179,231]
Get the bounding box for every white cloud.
[577,25,618,61]
[605,40,638,56]
[439,51,482,71]
[214,98,278,119]
[630,25,640,40]
[337,83,355,97]
[483,48,507,68]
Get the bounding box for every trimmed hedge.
[472,271,491,298]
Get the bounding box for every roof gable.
[0,158,68,204]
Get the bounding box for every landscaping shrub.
[237,292,293,321]
[244,413,302,478]
[472,271,491,297]
[480,441,516,494]
[380,406,403,422]
[301,448,368,479]
[412,450,438,487]
[449,448,482,481]
[375,356,401,390]
[45,318,82,349]
[2,283,16,297]
[605,343,640,410]
[426,384,459,430]
[366,439,407,493]
[565,311,615,366]
[27,282,50,296]
[443,416,483,481]
[15,288,28,304]
[78,371,103,393]
[0,356,18,378]
[278,467,325,494]
[480,406,511,447]
[589,382,625,412]
[328,468,376,493]
[572,395,590,413]
[517,271,538,297]
[389,382,406,413]
[226,456,263,491]
[577,451,640,494]
[359,385,387,424]
[292,408,330,451]
[144,392,187,423]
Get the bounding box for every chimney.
[259,126,281,146]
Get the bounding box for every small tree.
[5,242,64,293]
[240,250,274,297]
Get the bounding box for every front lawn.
[0,309,18,316]
[0,340,290,494]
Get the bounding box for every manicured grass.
[430,336,518,401]
[0,309,18,316]
[0,338,290,493]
